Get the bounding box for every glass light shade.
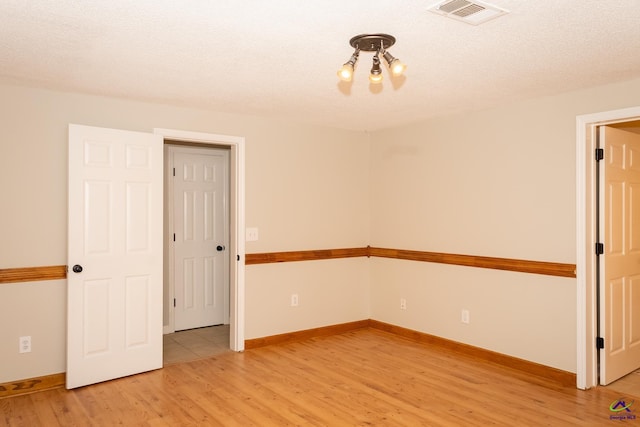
[369,72,383,84]
[389,59,407,77]
[337,64,354,82]
[382,50,407,77]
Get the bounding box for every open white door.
[599,126,640,385]
[67,124,163,389]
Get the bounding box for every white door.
[599,126,640,385]
[67,124,163,389]
[171,147,229,331]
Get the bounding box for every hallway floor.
[163,324,230,365]
[604,368,640,399]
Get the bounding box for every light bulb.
[389,60,407,77]
[369,72,383,84]
[337,49,360,82]
[337,64,354,82]
[382,50,406,77]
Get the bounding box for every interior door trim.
[154,128,245,352]
[576,106,640,389]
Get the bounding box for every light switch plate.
[246,227,259,241]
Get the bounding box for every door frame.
[155,128,245,351]
[576,106,640,389]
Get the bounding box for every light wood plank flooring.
[1,328,637,426]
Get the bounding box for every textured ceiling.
[1,0,639,131]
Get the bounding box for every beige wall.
[369,77,640,372]
[0,83,370,382]
[246,258,370,339]
[1,76,640,382]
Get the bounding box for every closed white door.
[599,126,640,385]
[171,147,229,331]
[67,124,163,389]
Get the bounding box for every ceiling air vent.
[428,0,509,25]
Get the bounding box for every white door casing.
[67,124,163,389]
[154,128,245,351]
[576,106,640,390]
[598,126,640,385]
[171,147,229,331]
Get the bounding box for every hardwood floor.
[1,328,636,426]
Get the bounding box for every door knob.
[216,245,225,251]
[72,265,83,273]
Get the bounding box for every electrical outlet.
[400,298,407,310]
[461,309,470,324]
[19,336,31,353]
[291,294,299,307]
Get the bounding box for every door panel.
[67,124,163,389]
[172,147,229,331]
[599,126,640,384]
[632,277,640,343]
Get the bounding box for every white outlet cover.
[461,310,470,324]
[19,336,31,353]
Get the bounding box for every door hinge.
[173,298,176,308]
[596,242,604,255]
[173,233,176,242]
[237,255,240,261]
[173,167,176,177]
[596,337,604,349]
[595,148,604,161]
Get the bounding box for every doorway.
[155,128,246,352]
[576,107,640,389]
[67,125,245,389]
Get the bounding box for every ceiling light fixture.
[337,34,406,84]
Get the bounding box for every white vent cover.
[428,0,509,25]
